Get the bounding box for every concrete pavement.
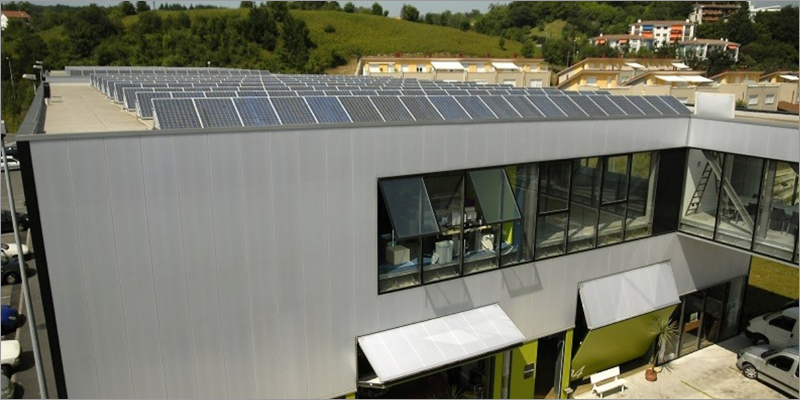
[574,334,790,399]
[43,83,152,134]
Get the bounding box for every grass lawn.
[742,256,798,328]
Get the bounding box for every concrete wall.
[25,116,760,399]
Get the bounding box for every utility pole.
[6,57,16,99]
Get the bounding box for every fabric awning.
[671,62,691,69]
[357,304,524,387]
[431,61,466,71]
[727,44,738,50]
[491,61,520,71]
[779,75,799,81]
[625,62,646,70]
[578,261,679,330]
[655,75,686,83]
[681,75,713,83]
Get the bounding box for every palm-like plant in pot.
[646,316,679,382]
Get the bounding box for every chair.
[769,208,790,232]
[786,211,799,236]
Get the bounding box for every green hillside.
[296,10,522,58]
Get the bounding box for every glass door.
[679,292,705,357]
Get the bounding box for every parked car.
[782,299,799,310]
[0,210,28,234]
[0,340,20,376]
[3,143,17,158]
[736,345,799,397]
[1,255,22,285]
[745,307,799,347]
[1,373,13,399]
[0,244,28,259]
[0,157,19,172]
[0,306,18,336]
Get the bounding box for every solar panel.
[378,89,402,96]
[569,96,608,117]
[548,96,588,117]
[171,91,205,98]
[607,96,644,115]
[233,97,281,126]
[528,96,568,118]
[455,96,496,119]
[270,97,317,125]
[207,91,238,98]
[428,96,470,120]
[136,92,172,119]
[479,96,521,119]
[503,96,546,119]
[339,97,385,123]
[370,97,414,122]
[588,95,627,116]
[625,96,662,116]
[643,96,679,115]
[153,98,202,130]
[446,90,470,96]
[305,97,351,123]
[350,90,378,96]
[400,97,443,121]
[237,90,269,97]
[658,96,692,115]
[194,98,243,128]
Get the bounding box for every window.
[536,161,571,259]
[568,158,601,253]
[530,79,543,88]
[765,94,775,105]
[754,160,799,261]
[748,95,759,105]
[586,76,598,85]
[401,64,409,73]
[503,79,517,86]
[423,173,465,284]
[626,152,658,240]
[416,66,424,73]
[680,150,723,239]
[769,316,797,332]
[767,355,795,372]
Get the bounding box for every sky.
[3,1,798,18]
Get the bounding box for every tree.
[267,1,289,22]
[278,14,315,71]
[135,1,150,12]
[400,4,419,22]
[343,2,355,13]
[371,2,383,16]
[239,1,254,8]
[705,48,735,77]
[240,6,278,50]
[119,1,136,15]
[498,36,506,50]
[520,39,535,58]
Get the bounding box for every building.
[13,67,799,399]
[0,10,31,30]
[678,38,740,62]
[359,57,552,87]
[556,58,689,91]
[689,2,742,24]
[748,1,783,19]
[629,20,696,48]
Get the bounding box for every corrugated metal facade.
[27,117,753,398]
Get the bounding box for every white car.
[1,340,20,376]
[0,243,29,258]
[0,157,19,172]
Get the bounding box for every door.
[761,354,797,395]
[765,315,796,347]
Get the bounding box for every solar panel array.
[72,66,691,130]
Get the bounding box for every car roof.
[782,346,799,356]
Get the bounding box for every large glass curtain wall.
[378,151,660,293]
[680,149,799,263]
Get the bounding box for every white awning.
[625,62,647,70]
[671,62,691,69]
[430,61,466,71]
[357,304,524,387]
[655,75,686,83]
[579,261,679,330]
[491,61,520,70]
[681,75,713,83]
[779,74,799,81]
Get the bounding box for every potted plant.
[645,316,679,382]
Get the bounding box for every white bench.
[590,366,627,398]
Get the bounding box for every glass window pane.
[754,161,799,260]
[598,203,626,246]
[626,152,658,240]
[568,157,601,253]
[680,150,722,239]
[379,177,439,239]
[679,292,704,357]
[500,221,529,266]
[714,154,763,249]
[535,212,568,259]
[378,238,421,293]
[506,164,537,264]
[468,169,521,223]
[423,174,465,283]
[463,225,501,275]
[602,155,630,203]
[539,161,571,213]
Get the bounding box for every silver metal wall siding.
[29,118,751,399]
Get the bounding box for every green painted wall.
[570,306,677,381]
[509,341,538,399]
[345,393,355,399]
[493,352,504,399]
[561,329,573,398]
